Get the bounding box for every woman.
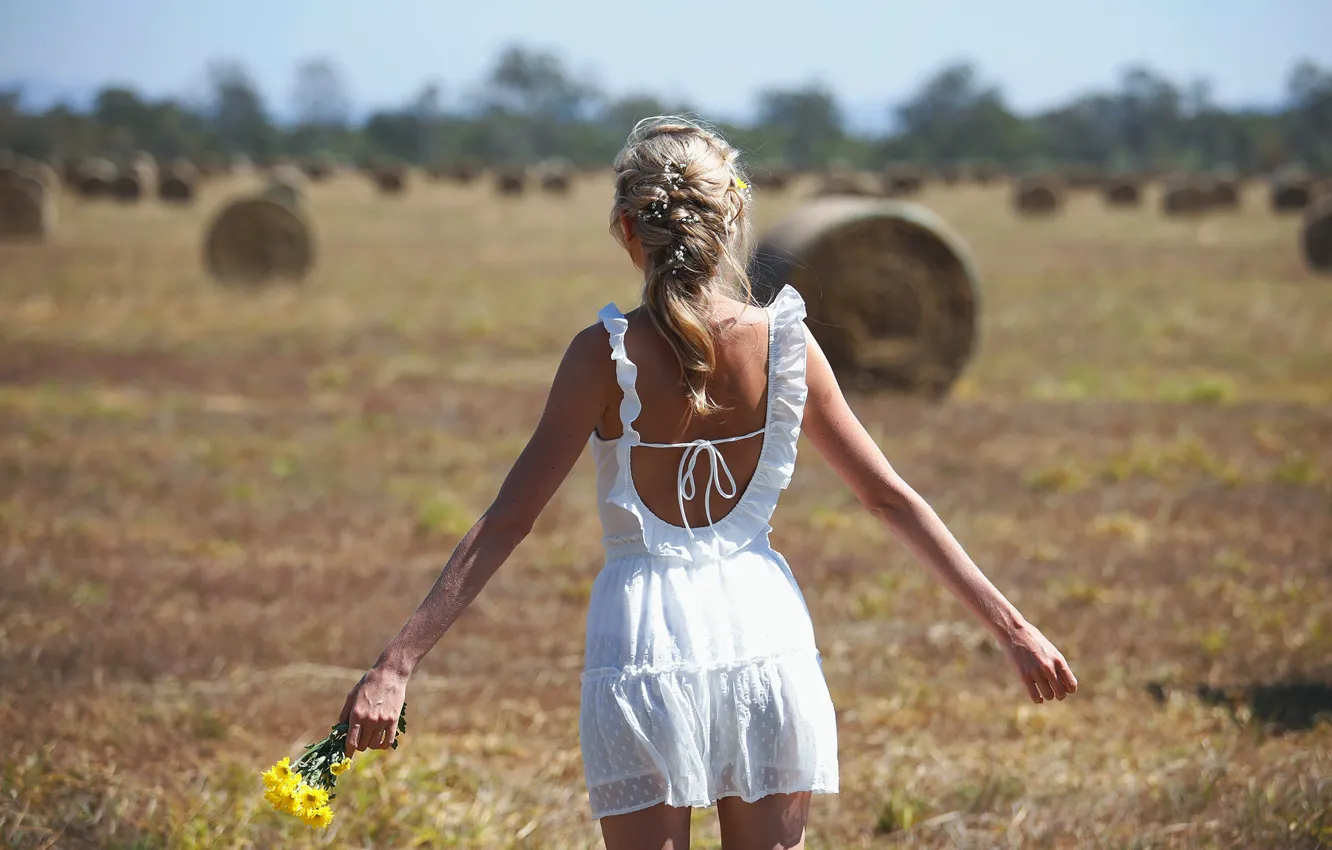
[339,118,1077,850]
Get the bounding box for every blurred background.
[1,2,1330,848]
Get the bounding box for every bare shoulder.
[565,321,617,379]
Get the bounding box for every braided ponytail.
[610,117,754,414]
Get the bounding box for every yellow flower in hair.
[735,177,748,190]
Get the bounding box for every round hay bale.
[1302,194,1332,273]
[1102,178,1142,208]
[882,167,925,198]
[446,163,481,184]
[1160,177,1210,216]
[1012,177,1064,216]
[495,168,527,197]
[1271,177,1311,213]
[374,167,408,195]
[203,194,314,285]
[971,162,1003,185]
[74,157,117,198]
[748,197,980,397]
[536,161,573,195]
[25,161,60,195]
[110,162,154,203]
[301,156,336,182]
[263,165,308,207]
[0,174,55,241]
[748,167,793,191]
[816,170,881,198]
[1201,177,1240,211]
[158,161,199,204]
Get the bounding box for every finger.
[340,689,357,725]
[1034,673,1056,701]
[1024,678,1044,704]
[1046,667,1068,700]
[368,725,387,750]
[347,722,364,754]
[1056,657,1078,693]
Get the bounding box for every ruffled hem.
[595,285,808,562]
[590,782,840,820]
[580,646,838,818]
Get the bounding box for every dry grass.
[1,176,1330,849]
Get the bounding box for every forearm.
[375,511,528,677]
[871,486,1026,641]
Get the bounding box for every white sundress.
[580,285,840,819]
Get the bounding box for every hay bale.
[261,165,308,208]
[1271,176,1311,213]
[157,159,199,204]
[748,167,793,191]
[1161,178,1210,216]
[73,157,117,198]
[971,162,1003,185]
[938,165,964,186]
[203,192,314,284]
[882,167,925,198]
[301,156,336,182]
[25,161,60,195]
[0,174,55,241]
[1201,177,1241,211]
[536,160,573,195]
[374,166,408,195]
[110,162,154,202]
[816,170,881,198]
[1102,178,1142,208]
[1302,194,1332,274]
[1012,177,1064,216]
[495,168,527,197]
[748,197,979,397]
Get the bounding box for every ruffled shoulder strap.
[759,284,809,487]
[597,303,642,443]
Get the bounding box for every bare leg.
[599,802,692,850]
[717,792,810,850]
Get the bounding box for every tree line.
[2,47,1330,175]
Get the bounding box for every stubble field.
[1,171,1329,849]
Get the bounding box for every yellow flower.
[274,776,303,816]
[735,177,748,190]
[303,805,335,829]
[262,757,293,789]
[330,757,352,777]
[295,783,329,815]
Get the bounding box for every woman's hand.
[340,666,408,755]
[1003,621,1077,704]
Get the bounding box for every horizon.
[2,0,1329,132]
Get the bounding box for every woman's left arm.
[339,324,613,754]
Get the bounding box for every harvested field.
[0,175,1329,849]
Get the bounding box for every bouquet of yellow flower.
[261,702,407,829]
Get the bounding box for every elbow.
[862,484,915,527]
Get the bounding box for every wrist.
[990,605,1029,644]
[375,644,416,679]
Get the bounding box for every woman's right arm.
[800,327,1077,704]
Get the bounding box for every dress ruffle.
[595,285,809,562]
[580,646,838,817]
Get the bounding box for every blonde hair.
[610,116,754,415]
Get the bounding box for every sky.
[1,0,1329,129]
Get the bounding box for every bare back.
[595,297,771,530]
